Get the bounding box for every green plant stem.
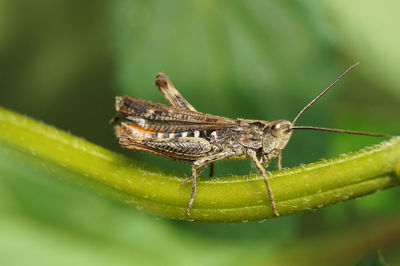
[0,106,399,222]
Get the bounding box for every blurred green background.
[1,0,399,265]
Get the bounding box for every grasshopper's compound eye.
[271,123,281,137]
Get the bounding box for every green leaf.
[0,106,399,222]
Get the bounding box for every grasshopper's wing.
[155,72,197,111]
[113,96,239,161]
[114,95,238,132]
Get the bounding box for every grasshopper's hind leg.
[185,164,207,216]
[155,72,196,111]
[185,151,235,216]
[155,73,219,180]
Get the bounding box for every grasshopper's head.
[262,120,293,154]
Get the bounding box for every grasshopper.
[111,63,388,216]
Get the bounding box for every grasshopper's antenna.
[292,62,360,125]
[290,62,390,138]
[291,126,390,137]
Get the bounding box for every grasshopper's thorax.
[262,120,293,155]
[238,119,293,154]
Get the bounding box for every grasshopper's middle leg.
[209,162,214,177]
[277,152,282,171]
[249,149,280,217]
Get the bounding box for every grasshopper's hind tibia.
[248,149,279,217]
[184,151,235,216]
[155,72,197,111]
